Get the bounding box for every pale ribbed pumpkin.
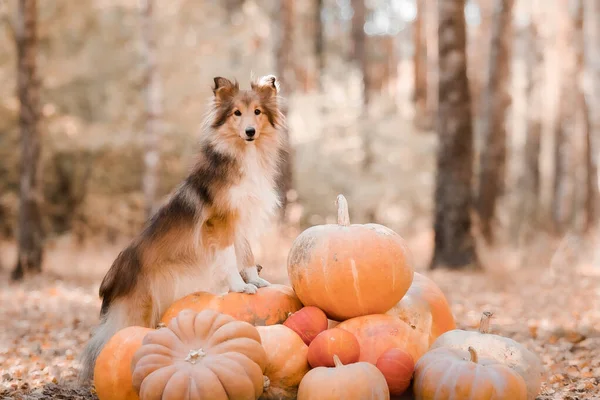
[429,312,543,400]
[297,355,390,400]
[385,272,455,346]
[257,325,310,400]
[160,284,302,326]
[413,347,528,400]
[131,309,267,400]
[287,194,414,321]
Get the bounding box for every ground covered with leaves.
[1,233,599,400]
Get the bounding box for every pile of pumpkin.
[94,195,543,400]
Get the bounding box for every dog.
[79,74,286,382]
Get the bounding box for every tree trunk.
[430,0,479,270]
[413,0,428,123]
[472,0,493,118]
[552,0,583,234]
[514,1,544,242]
[425,0,438,119]
[585,0,600,232]
[351,0,368,108]
[12,0,43,281]
[476,0,514,243]
[274,0,295,221]
[314,0,324,91]
[140,0,162,219]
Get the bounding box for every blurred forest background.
[1,0,600,398]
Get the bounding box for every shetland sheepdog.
[79,75,286,382]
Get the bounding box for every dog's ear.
[212,77,239,102]
[251,74,280,97]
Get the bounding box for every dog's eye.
[254,109,261,115]
[234,110,242,116]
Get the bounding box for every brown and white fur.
[79,75,286,382]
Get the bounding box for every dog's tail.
[78,301,130,383]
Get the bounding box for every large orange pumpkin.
[430,312,543,400]
[385,272,455,346]
[337,314,427,365]
[413,347,528,400]
[160,284,302,326]
[257,325,310,400]
[93,326,153,400]
[131,309,267,400]
[287,194,414,321]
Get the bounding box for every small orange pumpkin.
[283,306,328,345]
[298,355,390,400]
[385,272,455,346]
[337,314,427,365]
[160,284,302,326]
[307,328,360,368]
[375,348,414,396]
[413,347,528,400]
[131,309,267,400]
[257,325,310,400]
[287,194,414,321]
[93,326,153,400]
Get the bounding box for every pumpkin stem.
[184,348,207,364]
[263,375,271,391]
[333,354,344,367]
[336,195,351,226]
[467,347,478,364]
[479,311,493,334]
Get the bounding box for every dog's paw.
[230,282,258,294]
[247,276,271,288]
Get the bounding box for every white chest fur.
[227,146,279,239]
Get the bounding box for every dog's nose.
[245,127,256,137]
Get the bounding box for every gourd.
[94,326,153,400]
[160,284,302,326]
[257,325,310,400]
[131,309,267,400]
[297,355,390,400]
[385,272,455,346]
[283,306,328,345]
[287,194,414,321]
[413,347,528,400]
[307,328,360,368]
[375,348,414,396]
[430,312,543,400]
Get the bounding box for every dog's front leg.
[235,236,271,288]
[216,243,258,294]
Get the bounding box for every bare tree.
[413,0,428,124]
[314,0,324,91]
[351,0,369,108]
[274,0,295,221]
[140,0,162,219]
[476,0,515,243]
[12,0,43,280]
[472,0,493,118]
[514,0,544,241]
[552,0,583,234]
[584,0,600,232]
[425,0,438,118]
[430,0,479,270]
